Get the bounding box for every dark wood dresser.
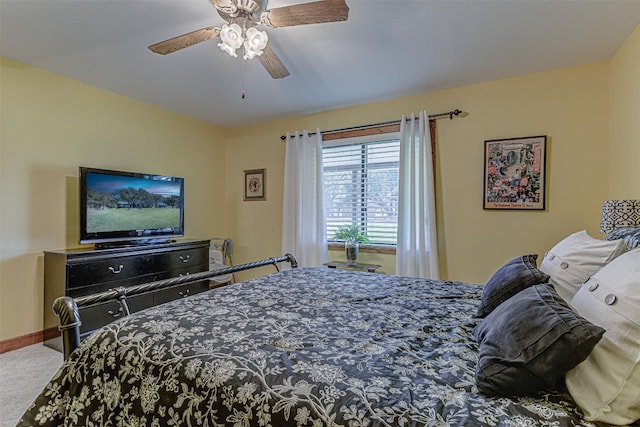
[44,239,210,338]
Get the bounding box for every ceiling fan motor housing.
[218,0,266,22]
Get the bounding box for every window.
[323,132,400,245]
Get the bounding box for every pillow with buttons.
[566,248,640,425]
[539,230,626,303]
[476,254,550,318]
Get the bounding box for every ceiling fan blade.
[261,0,349,28]
[257,44,290,79]
[148,27,221,55]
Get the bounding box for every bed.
[20,239,640,426]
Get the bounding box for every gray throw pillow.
[474,284,604,397]
[476,254,549,318]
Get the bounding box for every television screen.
[79,167,184,246]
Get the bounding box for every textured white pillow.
[539,230,626,302]
[566,249,640,425]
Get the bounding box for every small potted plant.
[333,225,370,265]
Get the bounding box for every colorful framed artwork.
[243,169,266,201]
[483,135,547,210]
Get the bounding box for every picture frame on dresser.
[483,135,547,210]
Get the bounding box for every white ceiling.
[1,0,639,129]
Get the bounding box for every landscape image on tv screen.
[86,172,182,233]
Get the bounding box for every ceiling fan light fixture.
[243,27,268,59]
[243,49,261,60]
[218,41,238,57]
[218,23,243,57]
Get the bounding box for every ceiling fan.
[148,0,350,79]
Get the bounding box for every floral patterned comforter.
[21,267,594,426]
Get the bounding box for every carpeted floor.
[0,343,63,427]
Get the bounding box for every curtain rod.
[279,109,464,140]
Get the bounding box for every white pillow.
[566,249,640,425]
[539,230,626,302]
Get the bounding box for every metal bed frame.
[53,254,298,359]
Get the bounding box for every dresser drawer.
[68,272,160,298]
[67,254,157,290]
[79,293,154,335]
[153,280,209,306]
[157,247,209,271]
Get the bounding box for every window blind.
[323,133,400,245]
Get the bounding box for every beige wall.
[226,62,612,283]
[0,57,227,340]
[609,24,640,198]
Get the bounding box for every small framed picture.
[483,135,547,210]
[244,169,266,201]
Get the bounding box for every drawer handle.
[179,255,191,263]
[108,264,124,274]
[107,308,123,318]
[178,289,190,298]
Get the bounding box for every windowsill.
[327,242,396,255]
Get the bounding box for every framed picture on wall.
[244,169,266,201]
[483,135,547,210]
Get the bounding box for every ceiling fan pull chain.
[241,59,246,99]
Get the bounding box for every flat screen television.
[79,167,185,247]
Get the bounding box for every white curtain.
[282,130,328,267]
[395,111,439,278]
